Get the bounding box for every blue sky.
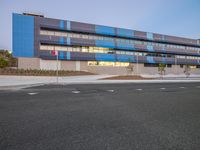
[0,0,200,50]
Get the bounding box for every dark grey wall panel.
[70,38,96,46]
[165,35,197,45]
[137,56,147,63]
[39,17,60,29]
[166,58,175,64]
[70,52,95,60]
[154,57,163,63]
[134,44,146,50]
[134,31,147,39]
[71,21,95,33]
[34,16,40,57]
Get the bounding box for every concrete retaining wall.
[18,58,200,75]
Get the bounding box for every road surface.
[0,83,200,150]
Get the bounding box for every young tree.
[0,58,9,68]
[0,50,17,67]
[126,63,134,75]
[158,63,166,79]
[184,65,191,78]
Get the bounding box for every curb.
[0,83,46,91]
[1,80,200,90]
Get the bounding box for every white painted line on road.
[28,92,38,95]
[160,88,166,90]
[196,86,200,88]
[107,90,114,92]
[136,89,143,91]
[72,90,80,94]
[179,87,185,89]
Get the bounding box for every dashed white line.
[196,86,200,88]
[28,92,38,95]
[160,88,166,90]
[72,90,80,94]
[179,87,185,89]
[107,90,114,92]
[136,89,143,91]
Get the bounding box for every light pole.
[136,52,139,75]
[51,49,59,84]
[56,52,58,84]
[175,56,177,76]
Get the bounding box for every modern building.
[13,13,200,75]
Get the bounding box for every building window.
[167,64,172,68]
[88,61,129,67]
[144,63,159,67]
[190,65,196,69]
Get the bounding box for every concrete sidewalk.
[142,73,200,78]
[0,75,113,85]
[1,75,200,90]
[0,75,113,88]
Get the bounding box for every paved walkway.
[0,75,111,86]
[1,74,200,90]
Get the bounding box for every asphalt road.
[0,83,200,150]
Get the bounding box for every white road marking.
[196,86,200,88]
[179,87,185,89]
[72,90,80,94]
[160,88,166,90]
[107,90,114,92]
[136,89,143,91]
[28,92,38,95]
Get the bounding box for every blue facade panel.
[162,57,166,63]
[59,20,64,29]
[67,37,71,45]
[117,28,134,38]
[95,40,115,48]
[95,53,115,61]
[116,42,135,50]
[162,47,166,52]
[59,37,65,44]
[13,13,34,57]
[59,51,64,59]
[147,45,154,52]
[67,21,71,30]
[95,25,115,36]
[147,56,155,63]
[67,52,71,60]
[162,35,165,41]
[147,32,153,40]
[116,55,135,62]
